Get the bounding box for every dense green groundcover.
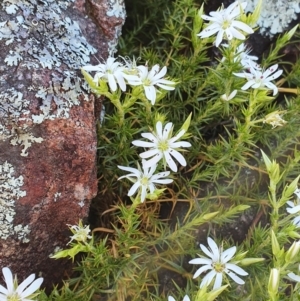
[35,0,300,300]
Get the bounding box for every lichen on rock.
[0,161,28,242]
[246,0,300,36]
[0,0,97,154]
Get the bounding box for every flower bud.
[268,268,280,298]
[285,240,300,263]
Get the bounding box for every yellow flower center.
[222,19,232,30]
[7,292,21,301]
[213,261,225,273]
[140,176,149,186]
[143,78,152,86]
[157,140,169,152]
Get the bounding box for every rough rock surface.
[0,0,125,290]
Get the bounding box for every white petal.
[221,246,236,263]
[228,27,245,40]
[226,263,248,276]
[215,29,225,47]
[200,270,217,288]
[128,182,141,196]
[193,265,212,278]
[225,270,245,285]
[213,272,223,290]
[265,69,283,81]
[151,170,171,180]
[140,185,147,202]
[264,82,278,95]
[168,297,176,301]
[117,165,140,175]
[115,73,127,91]
[153,65,167,80]
[132,140,155,148]
[141,132,158,142]
[142,154,163,168]
[241,80,255,91]
[288,272,300,282]
[264,64,278,78]
[170,141,191,148]
[183,295,190,301]
[139,148,161,159]
[16,273,35,295]
[144,85,156,104]
[200,244,215,259]
[207,237,220,261]
[162,122,173,139]
[198,26,221,38]
[232,20,253,34]
[152,179,173,185]
[2,268,13,293]
[0,285,7,295]
[233,72,248,78]
[156,121,163,138]
[20,277,43,298]
[164,151,178,172]
[169,149,187,167]
[156,83,175,90]
[189,258,212,265]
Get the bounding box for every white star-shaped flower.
[137,64,175,105]
[233,64,283,95]
[235,43,261,70]
[222,43,260,70]
[67,221,92,244]
[168,295,190,301]
[198,1,254,47]
[0,267,43,301]
[132,121,191,172]
[118,162,173,203]
[82,57,139,92]
[189,237,248,290]
[286,188,300,227]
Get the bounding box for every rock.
[0,0,125,291]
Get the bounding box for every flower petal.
[213,272,223,290]
[19,277,43,298]
[226,263,248,276]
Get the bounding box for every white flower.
[233,64,283,95]
[168,295,190,301]
[67,221,92,244]
[0,267,43,301]
[118,162,173,202]
[286,188,300,228]
[221,89,237,101]
[198,1,254,47]
[137,65,175,105]
[82,57,139,92]
[132,121,191,172]
[189,237,248,290]
[235,43,261,70]
[263,111,287,129]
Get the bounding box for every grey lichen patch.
[107,0,126,19]
[0,0,98,152]
[106,0,126,56]
[1,0,96,69]
[247,0,300,36]
[0,87,43,156]
[0,87,29,140]
[31,71,90,123]
[0,161,30,242]
[10,132,43,156]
